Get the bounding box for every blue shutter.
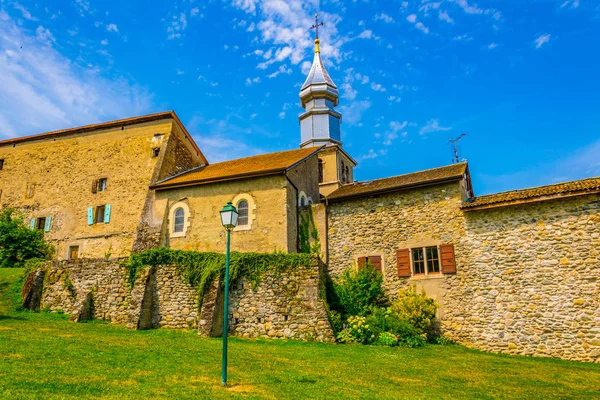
[30,218,36,230]
[104,204,111,224]
[87,207,94,225]
[44,216,52,232]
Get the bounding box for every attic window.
[152,147,160,157]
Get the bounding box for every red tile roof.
[327,163,468,202]
[152,147,321,189]
[462,176,600,210]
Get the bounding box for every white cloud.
[245,76,261,86]
[561,0,579,9]
[338,100,371,126]
[250,113,258,119]
[300,60,312,75]
[267,64,292,78]
[370,82,386,92]
[383,121,408,145]
[406,14,429,34]
[167,13,187,40]
[190,8,201,17]
[439,10,454,24]
[100,39,108,45]
[419,119,451,135]
[35,26,55,45]
[374,13,394,23]
[450,0,502,20]
[406,14,417,23]
[0,15,152,139]
[13,3,37,21]
[534,33,551,49]
[453,34,473,41]
[358,30,374,39]
[106,23,118,33]
[278,111,286,119]
[361,149,379,160]
[487,42,498,49]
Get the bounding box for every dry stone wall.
[327,182,600,362]
[29,256,334,342]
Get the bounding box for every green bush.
[328,266,388,319]
[365,307,425,348]
[336,315,375,344]
[376,332,398,347]
[0,209,53,269]
[390,285,438,336]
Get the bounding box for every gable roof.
[0,111,207,165]
[327,163,468,202]
[152,147,321,190]
[462,176,600,210]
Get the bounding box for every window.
[26,183,35,198]
[412,246,440,275]
[341,161,346,183]
[98,178,107,192]
[357,255,382,273]
[69,246,79,260]
[237,200,249,226]
[152,147,160,157]
[173,207,185,232]
[36,217,47,231]
[0,159,4,170]
[345,166,350,183]
[318,159,324,183]
[88,204,111,225]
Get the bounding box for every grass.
[1,268,599,399]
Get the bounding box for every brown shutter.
[357,256,367,270]
[440,244,457,274]
[368,256,382,273]
[396,249,411,277]
[91,179,98,193]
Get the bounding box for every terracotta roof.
[327,163,468,202]
[152,147,321,189]
[0,111,207,164]
[462,176,600,210]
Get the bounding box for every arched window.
[237,200,249,226]
[318,159,324,183]
[341,161,346,183]
[345,166,350,183]
[300,196,306,206]
[173,208,185,232]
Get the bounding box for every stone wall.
[28,256,334,342]
[327,182,600,362]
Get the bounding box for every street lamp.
[219,201,238,386]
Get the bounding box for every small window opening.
[98,178,107,192]
[152,147,160,157]
[0,159,4,170]
[237,200,249,226]
[341,161,346,183]
[173,207,185,233]
[35,217,46,231]
[284,315,289,322]
[69,246,79,260]
[318,159,324,183]
[95,205,106,224]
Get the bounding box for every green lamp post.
[219,201,238,387]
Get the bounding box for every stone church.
[2,37,599,362]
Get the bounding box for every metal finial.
[309,12,324,52]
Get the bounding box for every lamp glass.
[220,202,239,229]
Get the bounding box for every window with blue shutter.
[87,207,94,225]
[104,204,111,224]
[44,216,52,232]
[30,218,36,230]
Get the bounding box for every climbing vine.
[125,248,314,305]
[298,207,321,255]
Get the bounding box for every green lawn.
[1,268,599,399]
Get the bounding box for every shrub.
[327,309,344,335]
[328,266,388,319]
[365,307,425,348]
[390,285,438,335]
[0,209,54,269]
[376,332,398,347]
[336,315,375,344]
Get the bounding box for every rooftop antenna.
[448,133,466,164]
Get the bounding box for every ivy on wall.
[298,207,321,255]
[125,248,314,303]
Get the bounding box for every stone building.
[3,35,600,361]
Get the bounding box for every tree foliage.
[0,209,53,268]
[327,265,388,319]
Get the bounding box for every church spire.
[299,13,342,148]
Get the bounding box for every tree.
[0,209,53,268]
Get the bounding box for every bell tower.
[299,14,342,148]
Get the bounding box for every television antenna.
[448,133,466,164]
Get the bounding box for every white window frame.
[169,201,191,238]
[232,193,256,232]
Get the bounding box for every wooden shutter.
[104,204,111,223]
[29,218,36,230]
[91,180,98,193]
[396,249,411,277]
[357,256,367,270]
[87,207,94,225]
[440,244,457,274]
[44,216,52,232]
[368,256,382,273]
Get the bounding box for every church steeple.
[299,14,342,148]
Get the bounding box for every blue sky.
[1,0,599,195]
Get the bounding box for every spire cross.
[309,13,324,40]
